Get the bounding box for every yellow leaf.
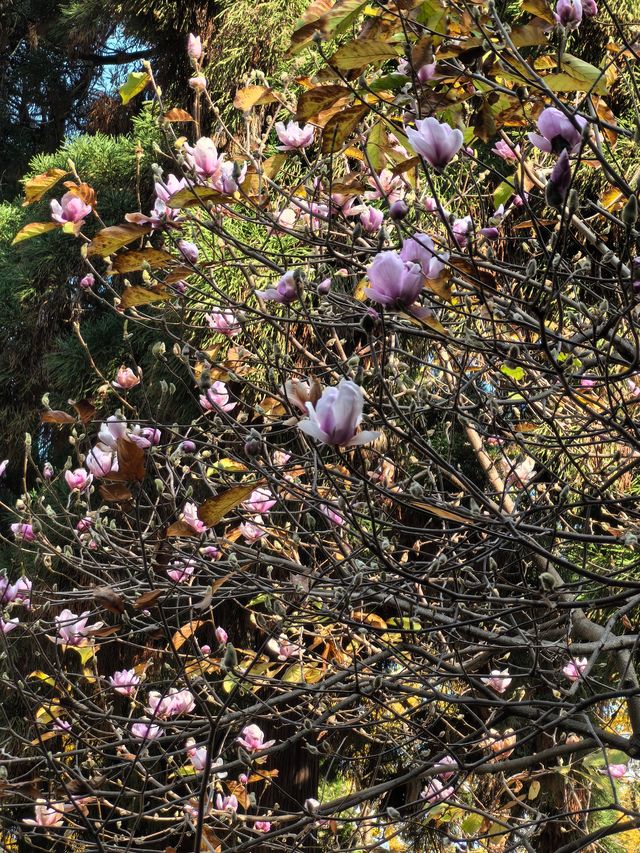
[110,248,174,273]
[28,671,56,686]
[322,105,369,155]
[11,221,59,245]
[71,644,97,667]
[167,185,230,209]
[120,285,171,310]
[171,620,207,651]
[119,70,150,104]
[233,85,280,110]
[198,483,262,527]
[22,168,68,206]
[87,224,150,256]
[528,780,541,800]
[521,0,555,24]
[330,38,401,71]
[296,85,353,122]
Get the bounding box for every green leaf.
[461,812,484,835]
[501,364,525,381]
[560,53,608,94]
[494,180,515,209]
[11,221,59,245]
[366,120,387,173]
[119,71,151,105]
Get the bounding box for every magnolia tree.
[3,0,640,850]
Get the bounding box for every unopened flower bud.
[389,199,408,221]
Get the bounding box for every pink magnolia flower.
[256,269,300,305]
[76,517,93,533]
[188,75,207,91]
[554,0,582,29]
[398,58,437,82]
[11,522,36,541]
[359,206,384,233]
[128,425,161,449]
[0,460,8,478]
[528,107,588,155]
[64,468,93,492]
[154,173,188,203]
[187,33,203,60]
[43,461,54,480]
[276,120,315,151]
[276,635,302,661]
[506,456,536,488]
[55,609,103,646]
[254,821,271,833]
[482,669,512,694]
[206,308,241,336]
[563,657,588,681]
[199,381,237,413]
[582,0,597,15]
[184,137,244,194]
[109,668,140,696]
[215,794,239,812]
[215,626,228,645]
[9,576,32,607]
[452,215,473,248]
[201,544,220,559]
[365,169,405,205]
[98,416,128,449]
[23,800,66,828]
[365,250,423,309]
[113,366,141,390]
[131,721,162,740]
[79,273,94,289]
[243,487,276,514]
[405,117,463,171]
[182,501,207,534]
[50,192,92,225]
[179,240,199,264]
[239,517,267,543]
[185,738,209,772]
[320,504,344,526]
[147,688,195,718]
[298,379,379,447]
[601,763,627,778]
[236,723,275,752]
[580,377,597,388]
[421,778,454,806]
[167,559,196,583]
[0,617,19,635]
[434,755,458,780]
[85,444,117,477]
[400,233,448,279]
[492,140,521,161]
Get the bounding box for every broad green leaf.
[330,38,401,71]
[501,363,525,381]
[119,71,150,104]
[560,53,608,94]
[366,120,387,173]
[11,221,58,245]
[461,812,484,834]
[494,180,515,209]
[22,168,68,206]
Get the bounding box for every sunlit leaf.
[88,224,150,256]
[501,363,526,381]
[119,70,150,104]
[167,186,230,209]
[198,483,262,527]
[172,620,207,651]
[40,409,75,424]
[120,285,171,310]
[233,85,280,111]
[22,169,68,206]
[163,108,194,122]
[111,248,174,273]
[296,85,353,122]
[321,105,369,155]
[11,221,58,245]
[330,38,401,71]
[521,0,555,23]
